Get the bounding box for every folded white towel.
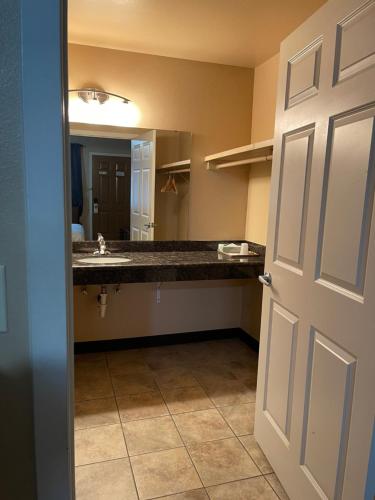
[72,223,85,242]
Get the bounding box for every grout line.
[105,352,141,500]
[216,405,256,437]
[75,456,135,469]
[118,404,219,424]
[127,444,186,460]
[264,473,287,500]
[75,421,122,431]
[235,434,263,475]
[75,342,262,498]
[157,381,206,491]
[75,394,115,403]
[204,475,272,494]
[147,487,208,500]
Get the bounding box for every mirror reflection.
[70,125,191,241]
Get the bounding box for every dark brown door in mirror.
[92,155,131,240]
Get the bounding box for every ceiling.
[68,0,326,68]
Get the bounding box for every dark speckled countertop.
[72,240,265,285]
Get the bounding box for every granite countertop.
[72,240,265,285]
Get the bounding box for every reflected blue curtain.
[71,143,83,219]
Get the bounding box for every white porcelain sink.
[77,256,132,264]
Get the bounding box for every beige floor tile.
[75,424,127,466]
[143,345,182,358]
[226,360,258,382]
[162,386,215,414]
[107,349,150,375]
[242,377,257,397]
[206,476,279,499]
[107,348,145,363]
[75,352,106,364]
[144,347,185,371]
[240,435,273,474]
[173,409,234,444]
[108,357,150,376]
[111,372,158,396]
[131,447,202,499]
[205,381,256,407]
[265,473,290,500]
[75,360,114,401]
[154,367,199,389]
[74,398,119,430]
[75,458,137,500]
[187,437,260,487]
[117,390,169,422]
[218,403,255,436]
[123,415,183,456]
[192,366,237,388]
[157,489,208,499]
[175,342,217,365]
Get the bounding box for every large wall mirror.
[70,123,192,241]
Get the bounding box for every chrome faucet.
[94,233,110,255]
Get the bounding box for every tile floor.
[74,338,289,500]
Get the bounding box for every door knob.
[144,222,156,229]
[259,272,272,287]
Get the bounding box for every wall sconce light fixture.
[68,87,140,126]
[68,88,130,105]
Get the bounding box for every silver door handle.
[259,272,272,287]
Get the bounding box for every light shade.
[68,88,141,127]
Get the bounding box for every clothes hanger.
[161,173,178,194]
[171,174,178,194]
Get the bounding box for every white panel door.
[255,1,375,499]
[130,130,156,240]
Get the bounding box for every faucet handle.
[97,233,104,242]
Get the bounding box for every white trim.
[88,152,131,239]
[69,122,151,140]
[71,127,140,140]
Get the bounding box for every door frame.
[21,0,74,498]
[88,152,131,239]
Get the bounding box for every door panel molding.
[274,125,315,273]
[315,103,375,299]
[300,329,356,500]
[285,36,323,109]
[333,0,375,84]
[264,301,298,445]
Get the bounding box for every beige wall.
[69,44,253,240]
[74,281,247,341]
[245,53,279,245]
[241,53,280,338]
[250,53,280,144]
[154,131,191,240]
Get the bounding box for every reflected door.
[92,155,131,240]
[255,0,375,499]
[130,130,156,240]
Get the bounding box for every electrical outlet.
[156,282,161,304]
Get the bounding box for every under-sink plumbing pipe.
[97,286,108,319]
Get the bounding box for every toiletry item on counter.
[217,242,258,257]
[72,223,85,242]
[240,242,249,255]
